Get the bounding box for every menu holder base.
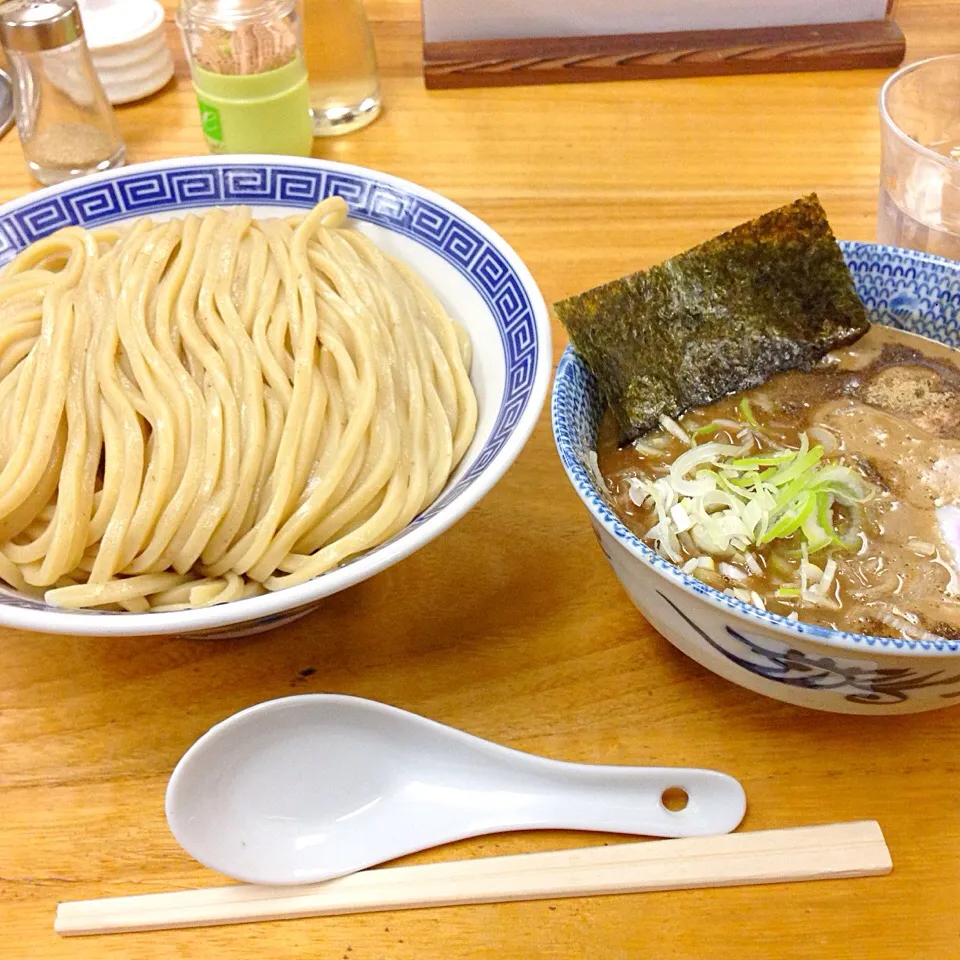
[422,19,905,90]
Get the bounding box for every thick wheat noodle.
[0,197,477,611]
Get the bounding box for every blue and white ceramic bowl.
[0,156,551,637]
[553,241,960,715]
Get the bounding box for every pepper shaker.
[0,0,125,185]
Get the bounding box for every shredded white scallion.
[626,477,648,507]
[585,450,611,497]
[817,557,838,597]
[906,539,937,557]
[632,435,874,573]
[878,612,947,643]
[633,440,667,457]
[800,589,842,610]
[808,426,838,455]
[659,414,692,446]
[719,562,749,582]
[670,503,694,533]
[625,428,881,616]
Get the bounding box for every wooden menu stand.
[422,19,906,89]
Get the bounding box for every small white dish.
[80,0,173,104]
[166,694,747,885]
[81,0,164,49]
[92,55,174,106]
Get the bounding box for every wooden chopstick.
[55,821,891,937]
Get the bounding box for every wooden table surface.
[3,1,960,957]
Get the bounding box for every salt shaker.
[176,0,313,156]
[0,0,125,185]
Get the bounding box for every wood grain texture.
[423,20,906,90]
[1,1,959,958]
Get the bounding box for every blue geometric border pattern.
[552,240,960,655]
[0,163,538,527]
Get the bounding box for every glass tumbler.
[303,0,381,136]
[878,54,960,260]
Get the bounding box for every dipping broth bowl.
[553,241,960,715]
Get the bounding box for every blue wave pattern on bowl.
[0,163,540,615]
[657,591,960,706]
[553,242,960,705]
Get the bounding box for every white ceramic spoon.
[166,694,747,885]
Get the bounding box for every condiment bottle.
[0,0,125,185]
[176,0,313,157]
[303,0,381,136]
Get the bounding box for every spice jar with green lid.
[0,0,125,185]
[176,0,313,157]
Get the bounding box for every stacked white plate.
[79,0,174,105]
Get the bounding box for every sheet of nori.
[554,195,869,444]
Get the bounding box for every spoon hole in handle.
[502,762,746,839]
[661,786,689,811]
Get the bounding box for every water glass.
[303,0,381,136]
[878,54,960,260]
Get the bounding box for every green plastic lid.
[193,56,307,101]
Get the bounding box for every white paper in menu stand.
[421,0,890,43]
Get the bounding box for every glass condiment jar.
[303,0,381,136]
[176,0,313,156]
[0,0,125,185]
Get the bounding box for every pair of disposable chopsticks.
[56,821,891,937]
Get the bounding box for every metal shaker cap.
[0,0,83,52]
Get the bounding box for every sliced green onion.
[800,506,832,554]
[730,451,795,469]
[667,441,749,497]
[768,550,796,577]
[690,423,720,442]
[739,397,760,428]
[817,492,837,541]
[759,492,815,544]
[725,471,764,488]
[770,445,825,495]
[633,430,877,567]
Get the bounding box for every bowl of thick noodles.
[554,241,960,715]
[0,156,550,637]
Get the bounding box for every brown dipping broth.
[597,326,960,640]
